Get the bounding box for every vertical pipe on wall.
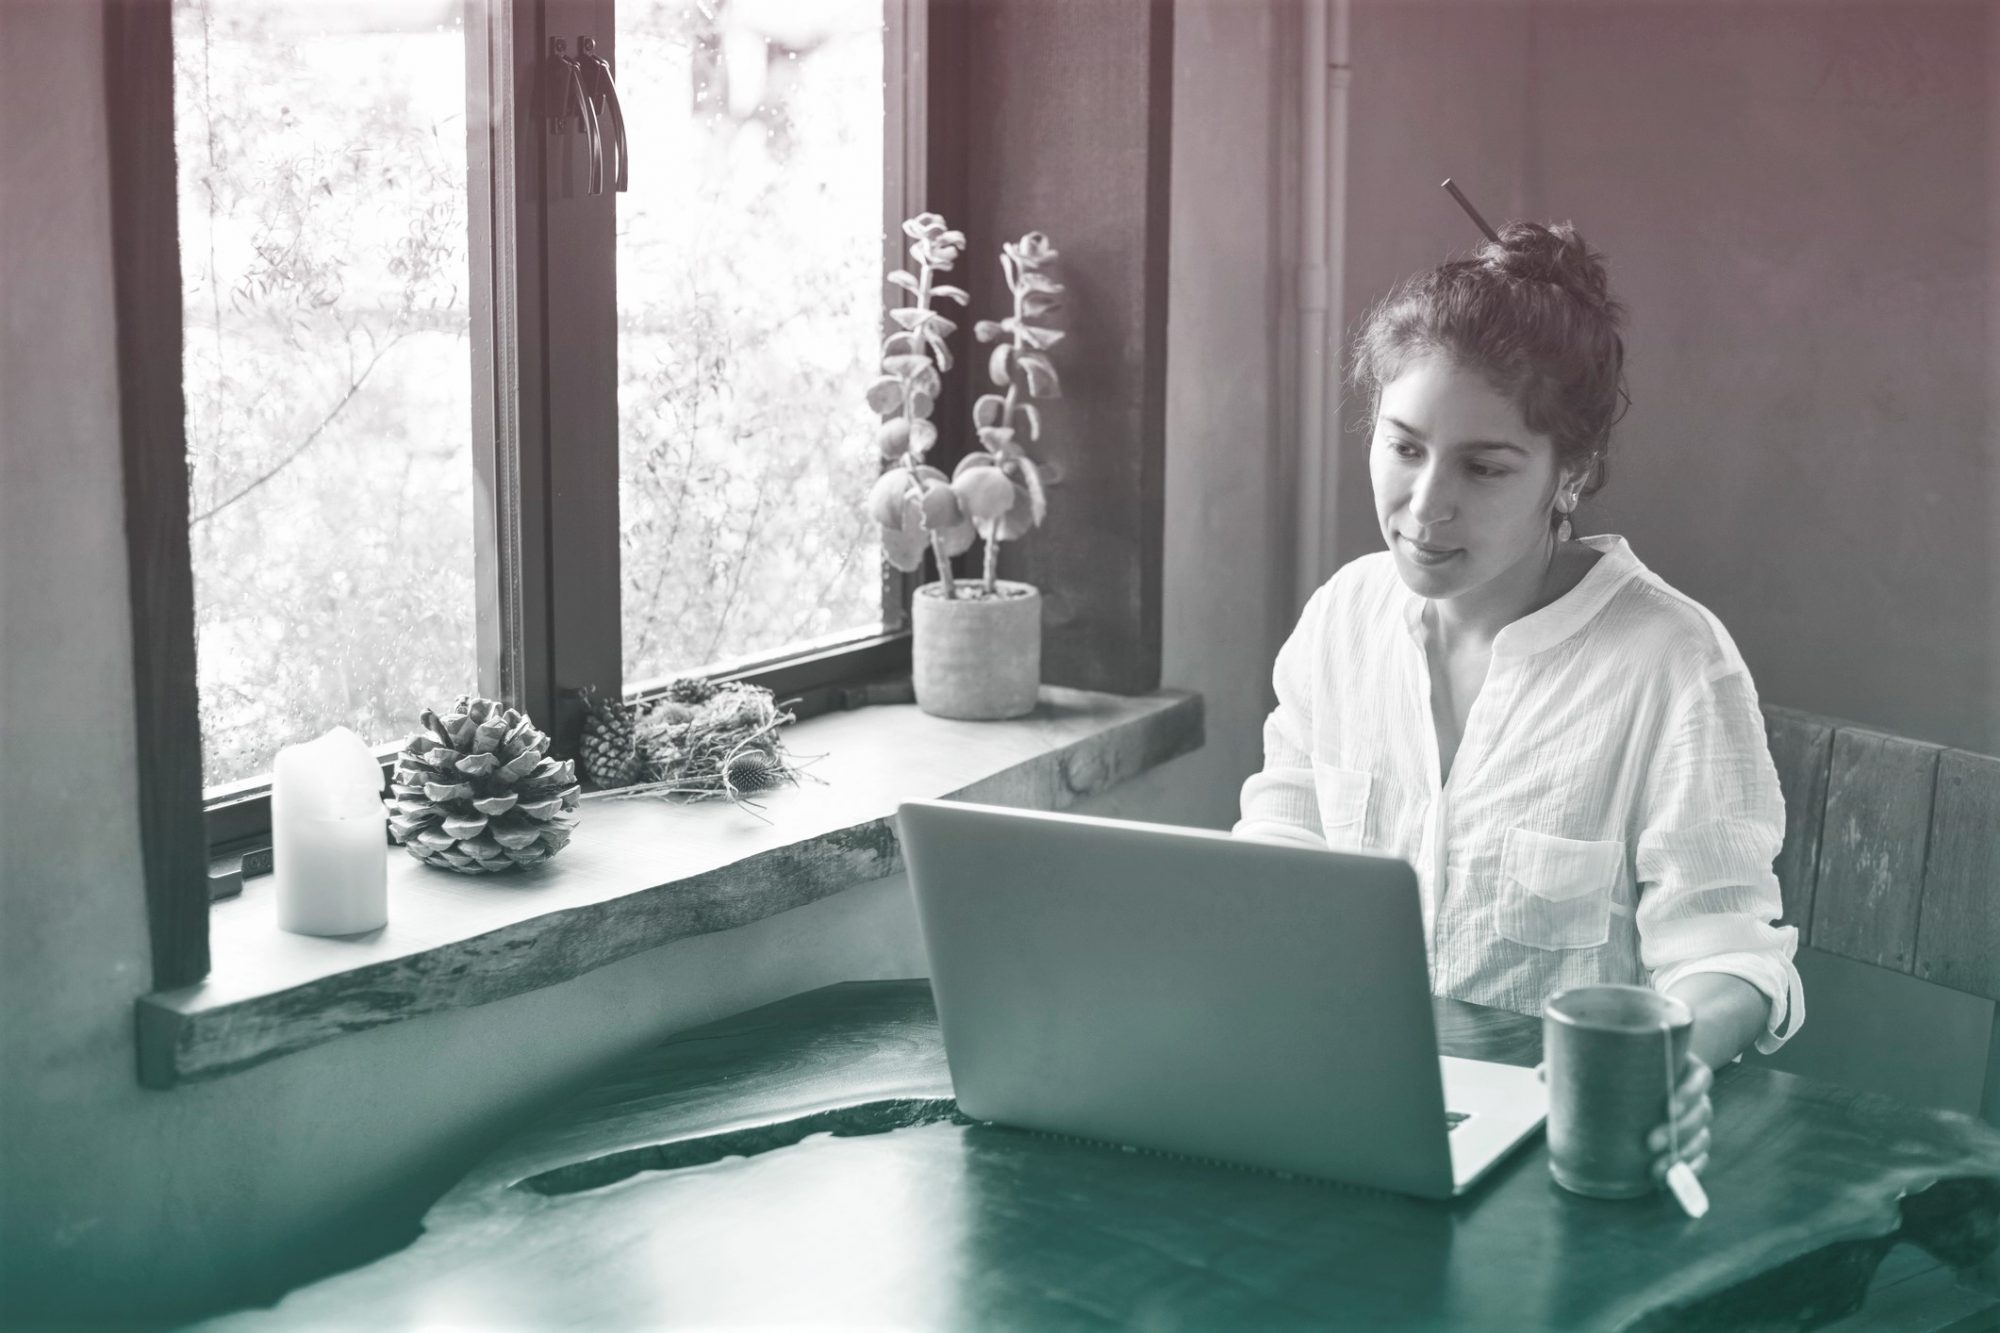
[1324,0,1350,579]
[1297,0,1350,607]
[1296,0,1329,609]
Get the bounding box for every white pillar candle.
[273,726,388,936]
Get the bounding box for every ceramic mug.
[1543,984,1692,1199]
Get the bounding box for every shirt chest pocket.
[1492,827,1625,951]
[1310,761,1372,847]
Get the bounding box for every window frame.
[108,0,209,987]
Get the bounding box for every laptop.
[896,798,1547,1199]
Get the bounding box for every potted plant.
[864,213,1067,720]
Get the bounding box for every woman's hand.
[1648,1053,1713,1183]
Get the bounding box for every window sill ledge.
[136,687,1204,1088]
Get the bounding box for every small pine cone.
[579,698,641,788]
[665,676,720,706]
[724,749,781,795]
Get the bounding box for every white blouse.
[1235,534,1805,1054]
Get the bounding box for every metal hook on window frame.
[546,37,604,195]
[578,37,628,193]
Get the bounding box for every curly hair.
[1348,220,1630,511]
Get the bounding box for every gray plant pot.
[911,580,1041,720]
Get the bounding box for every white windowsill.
[136,687,1203,1088]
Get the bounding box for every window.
[173,0,925,858]
[111,0,1172,992]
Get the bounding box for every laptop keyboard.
[1445,1110,1470,1133]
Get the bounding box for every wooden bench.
[1753,706,2000,1125]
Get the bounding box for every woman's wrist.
[1667,972,1772,1070]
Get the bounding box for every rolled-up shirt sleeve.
[1233,584,1329,851]
[1635,667,1806,1055]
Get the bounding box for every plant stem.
[982,258,1030,595]
[912,252,953,599]
[982,382,1020,594]
[931,534,955,595]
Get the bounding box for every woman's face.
[1369,352,1569,605]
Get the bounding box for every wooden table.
[211,981,2000,1330]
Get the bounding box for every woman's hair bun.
[1348,214,1630,500]
[1478,220,1612,312]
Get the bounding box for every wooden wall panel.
[1762,708,1834,934]
[1809,727,1942,975]
[1747,945,1994,1121]
[1916,749,2000,1004]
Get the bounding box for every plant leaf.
[887,270,921,295]
[973,393,1007,427]
[1018,325,1066,351]
[882,332,920,357]
[953,451,998,478]
[1021,290,1063,319]
[881,514,930,571]
[889,307,929,331]
[1019,270,1062,294]
[1019,402,1042,440]
[1018,350,1061,398]
[931,284,970,305]
[977,426,1016,453]
[951,466,1017,522]
[988,344,1015,388]
[918,476,963,529]
[924,326,953,373]
[907,418,938,458]
[993,481,1036,540]
[865,376,904,415]
[974,319,1006,343]
[911,362,942,399]
[867,469,917,527]
[937,518,978,558]
[876,418,912,460]
[907,388,935,420]
[1016,456,1048,526]
[884,353,931,379]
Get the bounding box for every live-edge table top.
[205,980,2000,1330]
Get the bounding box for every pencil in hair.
[1442,178,1501,244]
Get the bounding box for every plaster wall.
[1334,0,1999,755]
[0,0,1291,1322]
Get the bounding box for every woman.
[1236,221,1804,1187]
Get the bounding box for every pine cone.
[665,676,720,706]
[578,696,642,789]
[384,695,580,875]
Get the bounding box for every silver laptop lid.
[898,799,1458,1198]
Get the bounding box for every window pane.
[617,0,886,687]
[174,0,475,789]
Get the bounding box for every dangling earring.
[1556,491,1577,543]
